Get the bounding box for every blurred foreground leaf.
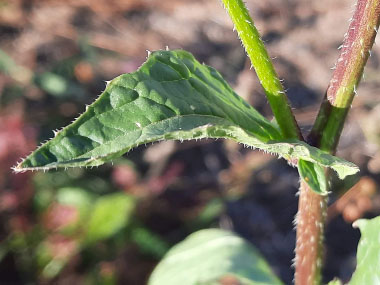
[349,216,380,284]
[148,228,283,285]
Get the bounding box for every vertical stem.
[223,0,379,283]
[309,0,380,151]
[295,181,327,285]
[295,184,328,285]
[295,1,380,284]
[221,0,302,139]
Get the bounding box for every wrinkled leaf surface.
[14,50,358,181]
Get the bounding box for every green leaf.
[130,227,170,259]
[148,228,283,285]
[56,187,94,211]
[349,216,380,285]
[0,49,32,84]
[328,279,343,285]
[84,193,135,244]
[298,159,327,195]
[189,198,225,229]
[13,50,358,180]
[35,72,68,97]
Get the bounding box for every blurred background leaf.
[84,193,135,244]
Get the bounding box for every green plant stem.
[221,0,302,139]
[295,1,380,284]
[309,0,380,151]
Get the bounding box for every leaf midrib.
[49,73,277,161]
[75,114,250,160]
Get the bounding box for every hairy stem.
[295,1,380,284]
[295,181,327,285]
[309,0,380,150]
[221,0,302,139]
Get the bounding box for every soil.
[1,0,380,284]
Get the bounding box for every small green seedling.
[14,0,380,284]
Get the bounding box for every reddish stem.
[295,1,380,284]
[294,182,327,285]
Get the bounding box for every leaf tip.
[11,164,23,174]
[11,154,30,173]
[334,163,360,180]
[11,160,40,173]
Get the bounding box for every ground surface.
[1,0,380,284]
